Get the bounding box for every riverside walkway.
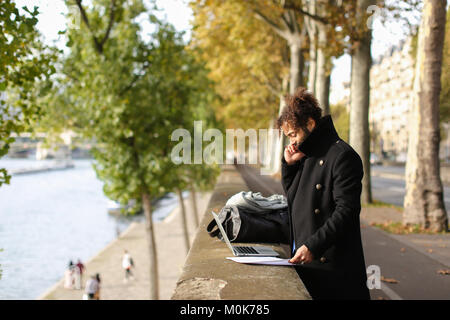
[38,190,212,300]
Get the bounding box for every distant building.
[332,37,449,162]
[369,38,450,162]
[369,38,415,161]
[330,80,350,110]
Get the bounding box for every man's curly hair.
[276,87,322,132]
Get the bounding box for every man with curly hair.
[276,87,370,300]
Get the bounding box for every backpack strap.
[206,219,220,238]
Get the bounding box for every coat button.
[320,257,327,263]
[315,184,322,190]
[319,160,324,166]
[314,209,320,214]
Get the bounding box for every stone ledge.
[171,164,311,300]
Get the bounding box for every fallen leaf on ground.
[400,248,406,253]
[437,269,450,275]
[427,249,433,253]
[381,276,399,284]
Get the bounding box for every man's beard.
[297,126,312,146]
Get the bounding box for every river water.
[0,159,181,300]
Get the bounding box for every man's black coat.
[281,115,370,300]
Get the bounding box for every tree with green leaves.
[0,0,57,186]
[55,0,220,299]
[156,47,222,254]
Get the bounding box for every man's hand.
[289,245,314,264]
[284,143,305,165]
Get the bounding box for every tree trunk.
[299,47,305,89]
[307,38,317,94]
[305,0,317,94]
[265,118,276,172]
[275,76,290,176]
[176,188,191,253]
[304,0,330,115]
[403,0,448,232]
[349,0,374,204]
[142,192,159,300]
[189,186,199,228]
[289,43,302,94]
[316,23,331,115]
[256,8,305,176]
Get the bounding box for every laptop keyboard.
[234,246,259,254]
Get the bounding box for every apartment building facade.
[369,38,415,161]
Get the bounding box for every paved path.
[361,221,450,300]
[38,191,213,300]
[235,163,450,300]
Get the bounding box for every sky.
[13,0,193,44]
[14,0,418,105]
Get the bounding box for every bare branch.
[302,0,316,37]
[287,9,300,34]
[75,0,118,55]
[283,3,328,25]
[119,62,151,97]
[99,0,117,48]
[280,11,293,32]
[75,0,103,54]
[253,8,289,39]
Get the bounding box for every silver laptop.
[210,211,279,257]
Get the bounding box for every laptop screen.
[210,211,235,253]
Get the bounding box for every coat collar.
[297,115,340,157]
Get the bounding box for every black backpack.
[207,205,290,244]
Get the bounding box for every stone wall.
[171,164,311,300]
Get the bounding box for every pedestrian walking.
[84,275,99,300]
[73,264,81,290]
[93,273,101,300]
[63,260,75,289]
[122,250,135,282]
[75,259,85,289]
